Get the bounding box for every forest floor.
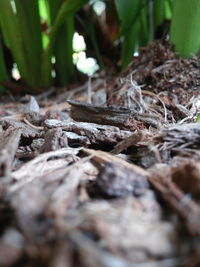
[0,40,200,267]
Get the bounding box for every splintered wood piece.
[48,157,92,217]
[67,100,137,129]
[8,156,92,237]
[68,100,163,129]
[9,148,80,192]
[0,128,21,177]
[148,173,200,236]
[2,119,41,138]
[83,148,149,177]
[44,119,132,146]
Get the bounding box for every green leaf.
[166,0,173,19]
[39,0,49,22]
[153,0,166,29]
[114,0,141,35]
[14,0,43,87]
[139,4,149,46]
[0,0,43,88]
[114,0,143,67]
[171,0,200,58]
[0,38,9,91]
[0,0,29,82]
[55,16,75,85]
[121,20,140,68]
[47,0,75,86]
[41,0,89,87]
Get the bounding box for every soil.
[0,40,200,267]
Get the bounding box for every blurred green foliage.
[0,0,199,92]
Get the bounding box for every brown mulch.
[0,40,200,267]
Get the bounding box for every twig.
[23,118,43,130]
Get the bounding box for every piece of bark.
[153,122,200,162]
[128,146,162,169]
[0,128,21,177]
[44,119,132,146]
[9,156,90,238]
[64,131,90,146]
[97,162,149,197]
[111,130,143,154]
[83,148,148,177]
[48,162,85,216]
[157,122,200,150]
[149,169,200,236]
[9,148,80,192]
[68,100,163,129]
[14,138,44,161]
[40,128,68,153]
[68,100,140,130]
[10,183,48,235]
[1,119,41,138]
